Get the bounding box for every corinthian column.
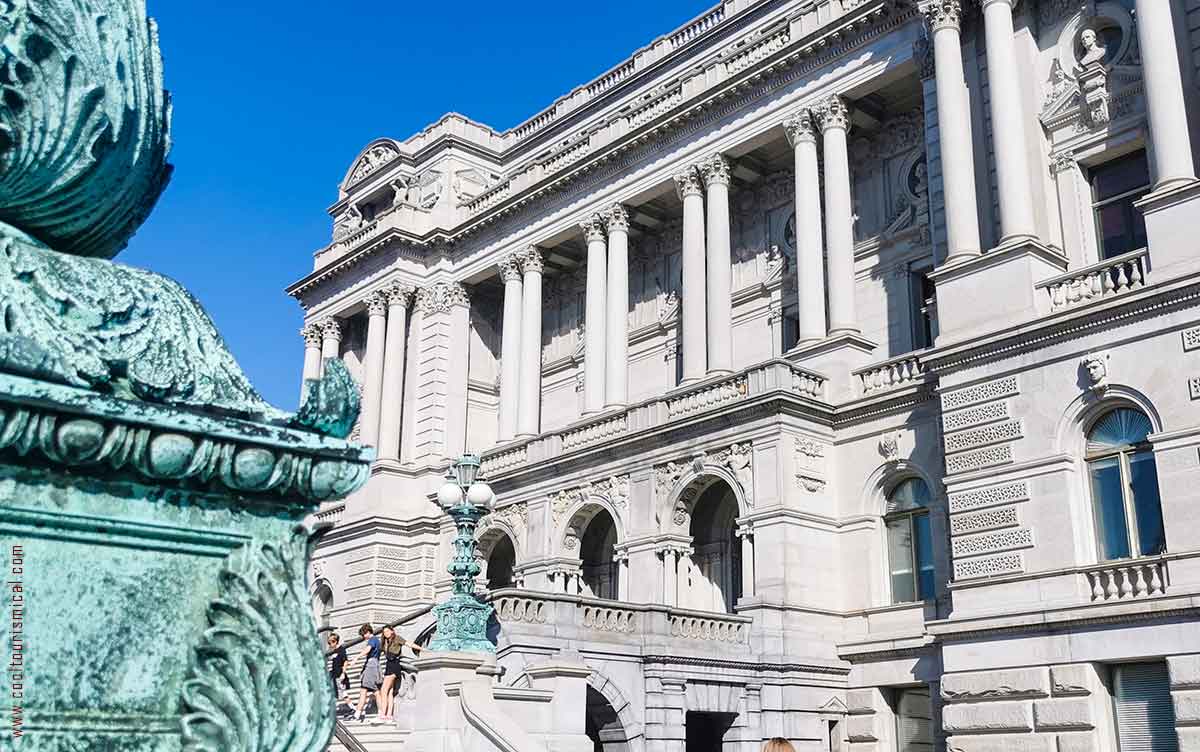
[981,0,1036,243]
[700,154,734,375]
[359,291,388,448]
[319,318,341,368]
[300,323,323,398]
[582,216,608,414]
[517,247,544,437]
[783,109,828,345]
[604,205,630,407]
[819,96,859,335]
[497,254,523,441]
[923,0,983,262]
[377,283,412,462]
[1134,0,1197,191]
[674,168,707,383]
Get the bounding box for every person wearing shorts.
[352,624,382,722]
[379,625,422,721]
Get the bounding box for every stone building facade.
[293,0,1200,750]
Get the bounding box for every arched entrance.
[687,481,741,613]
[486,534,516,590]
[580,509,619,600]
[586,685,629,752]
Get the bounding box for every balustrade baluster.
[1133,565,1149,596]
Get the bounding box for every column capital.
[519,245,544,274]
[301,322,324,347]
[673,167,704,199]
[384,281,414,307]
[498,253,523,283]
[416,281,470,314]
[319,317,342,342]
[920,0,964,32]
[699,153,732,188]
[580,214,607,243]
[1049,150,1077,175]
[604,203,630,233]
[365,290,388,317]
[782,109,819,146]
[818,95,852,133]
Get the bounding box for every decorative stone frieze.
[954,551,1024,579]
[480,502,529,540]
[782,109,818,146]
[942,401,1010,433]
[944,444,1014,474]
[949,481,1029,513]
[942,376,1019,412]
[951,527,1034,558]
[673,167,704,199]
[416,281,470,314]
[950,506,1019,536]
[699,153,732,187]
[943,420,1024,454]
[348,142,400,186]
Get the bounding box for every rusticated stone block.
[943,701,1034,733]
[846,714,881,742]
[942,668,1050,702]
[1033,698,1094,730]
[1055,731,1098,752]
[947,733,1053,752]
[1174,689,1200,725]
[846,688,887,715]
[1050,664,1099,697]
[1170,655,1200,690]
[1180,727,1200,752]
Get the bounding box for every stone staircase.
[327,718,409,752]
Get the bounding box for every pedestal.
[1135,180,1200,279]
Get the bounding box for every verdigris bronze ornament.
[0,2,369,750]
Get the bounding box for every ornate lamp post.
[428,453,497,653]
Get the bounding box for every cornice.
[642,654,850,676]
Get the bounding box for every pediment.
[343,139,402,189]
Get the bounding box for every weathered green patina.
[0,2,369,750]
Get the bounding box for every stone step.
[326,719,409,752]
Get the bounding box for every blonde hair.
[763,738,795,752]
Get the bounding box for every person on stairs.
[379,624,423,721]
[351,623,383,722]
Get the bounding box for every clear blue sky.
[122,1,709,409]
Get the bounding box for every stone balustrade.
[561,412,629,451]
[854,352,927,395]
[587,59,638,98]
[487,589,752,648]
[725,23,791,75]
[669,5,726,49]
[315,501,346,526]
[1036,247,1149,312]
[1083,558,1168,602]
[628,87,684,129]
[480,360,827,477]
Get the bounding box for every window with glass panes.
[885,478,935,604]
[1111,663,1178,752]
[909,268,937,351]
[893,687,934,752]
[1086,408,1166,561]
[1091,151,1150,260]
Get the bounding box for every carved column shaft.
[675,169,708,383]
[300,324,323,399]
[378,284,413,462]
[605,206,630,407]
[981,0,1037,243]
[517,249,544,438]
[662,548,679,607]
[738,527,756,600]
[785,110,828,345]
[1135,0,1198,190]
[498,256,523,441]
[702,155,734,375]
[360,292,388,448]
[925,0,983,262]
[582,217,608,414]
[820,97,860,335]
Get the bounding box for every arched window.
[885,477,934,604]
[1087,407,1165,561]
[486,535,516,591]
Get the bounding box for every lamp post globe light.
[428,453,497,653]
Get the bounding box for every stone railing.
[1036,248,1149,312]
[481,360,828,476]
[487,589,752,648]
[561,412,629,451]
[627,86,685,129]
[315,501,346,526]
[667,608,750,643]
[587,59,638,99]
[541,138,591,173]
[854,352,927,395]
[666,373,749,419]
[725,23,791,75]
[669,5,726,49]
[510,109,558,142]
[1083,558,1168,602]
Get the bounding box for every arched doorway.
[586,685,630,752]
[580,509,619,600]
[687,481,741,613]
[311,579,333,630]
[486,534,516,590]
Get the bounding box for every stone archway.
[686,481,741,613]
[310,578,333,630]
[512,668,644,752]
[559,495,625,599]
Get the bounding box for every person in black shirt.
[327,633,349,699]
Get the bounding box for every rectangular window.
[887,516,916,603]
[910,270,937,350]
[1112,663,1178,752]
[1091,151,1151,260]
[1090,455,1132,560]
[894,687,934,752]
